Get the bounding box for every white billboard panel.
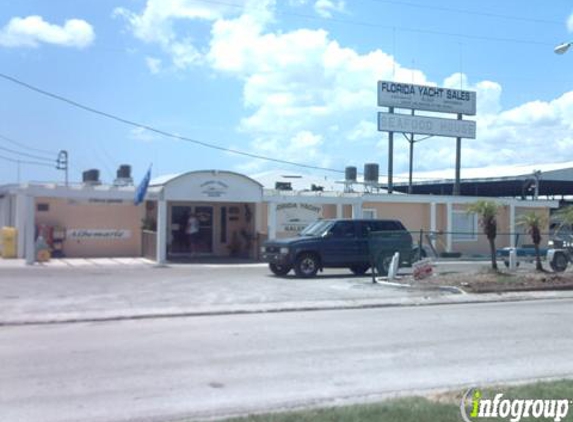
[378,112,476,139]
[378,81,477,115]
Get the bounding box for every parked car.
[260,219,413,278]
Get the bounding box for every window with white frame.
[363,209,377,219]
[452,210,478,241]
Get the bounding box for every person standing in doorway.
[186,212,200,255]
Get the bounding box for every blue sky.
[1,0,573,185]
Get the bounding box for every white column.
[268,202,277,240]
[255,202,264,234]
[352,203,363,219]
[15,193,26,259]
[156,198,167,264]
[446,202,453,253]
[509,204,516,248]
[24,195,35,265]
[430,202,437,248]
[336,203,343,218]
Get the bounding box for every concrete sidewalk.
[0,257,155,268]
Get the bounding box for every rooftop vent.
[345,166,357,182]
[114,164,134,187]
[275,182,293,190]
[364,163,379,184]
[82,169,101,186]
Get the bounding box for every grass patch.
[220,380,573,422]
[495,274,518,283]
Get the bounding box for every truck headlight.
[280,247,289,254]
[260,246,266,253]
[548,240,554,247]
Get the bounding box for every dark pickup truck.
[260,219,414,278]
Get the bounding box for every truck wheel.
[269,263,291,276]
[376,254,393,276]
[294,253,319,278]
[349,264,370,275]
[550,252,568,273]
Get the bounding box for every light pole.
[555,42,572,55]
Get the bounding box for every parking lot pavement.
[1,259,565,325]
[0,262,457,324]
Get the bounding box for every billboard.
[378,81,477,115]
[378,112,476,139]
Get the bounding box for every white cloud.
[568,12,573,32]
[129,127,156,143]
[145,56,162,74]
[120,1,573,174]
[314,0,345,18]
[114,0,274,70]
[0,15,94,49]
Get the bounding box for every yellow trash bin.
[1,227,17,259]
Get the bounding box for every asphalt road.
[2,299,573,422]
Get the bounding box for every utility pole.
[57,150,69,186]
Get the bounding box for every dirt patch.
[400,270,573,293]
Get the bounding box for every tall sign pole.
[388,106,394,194]
[453,113,462,195]
[408,109,415,194]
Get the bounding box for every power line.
[0,142,56,163]
[0,132,57,156]
[0,152,55,168]
[0,72,345,174]
[193,0,554,47]
[363,0,562,26]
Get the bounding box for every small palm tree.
[517,211,547,271]
[467,200,500,271]
[554,205,573,229]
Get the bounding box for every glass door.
[194,206,213,254]
[170,206,191,254]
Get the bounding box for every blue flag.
[134,166,152,205]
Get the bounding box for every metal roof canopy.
[390,178,573,198]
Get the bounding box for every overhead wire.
[0,132,57,156]
[0,72,346,174]
[0,73,461,180]
[362,0,562,26]
[0,152,55,168]
[192,0,555,47]
[0,142,56,163]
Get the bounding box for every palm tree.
[554,205,573,229]
[517,211,547,271]
[467,200,500,271]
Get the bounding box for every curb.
[2,293,573,327]
[376,279,467,295]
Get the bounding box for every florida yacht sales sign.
[377,81,476,115]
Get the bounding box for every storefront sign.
[67,229,132,240]
[200,180,228,198]
[277,203,322,233]
[378,81,476,115]
[68,198,127,205]
[378,112,476,138]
